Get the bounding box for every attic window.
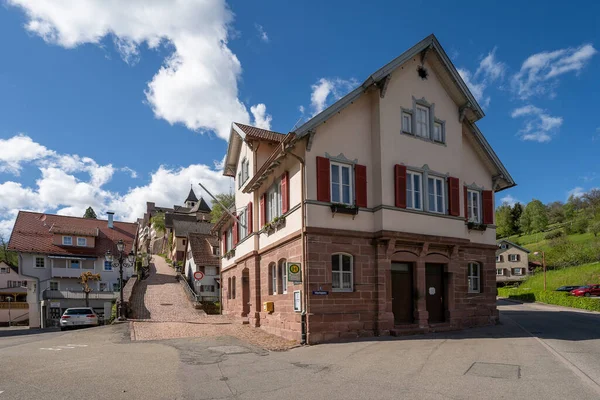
[417,65,429,80]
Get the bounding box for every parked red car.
[570,285,600,297]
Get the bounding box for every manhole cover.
[160,303,173,306]
[465,362,521,379]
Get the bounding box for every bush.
[589,221,600,237]
[566,217,589,235]
[544,230,564,240]
[108,302,117,324]
[201,301,221,315]
[498,288,600,312]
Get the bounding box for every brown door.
[391,263,413,324]
[242,270,250,317]
[426,264,445,323]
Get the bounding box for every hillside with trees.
[496,189,600,269]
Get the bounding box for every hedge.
[498,287,600,312]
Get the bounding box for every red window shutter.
[247,202,253,234]
[355,164,367,208]
[482,190,494,225]
[316,156,331,202]
[447,177,460,216]
[260,193,266,227]
[281,171,289,214]
[464,186,468,221]
[394,164,407,208]
[222,231,227,253]
[233,216,239,246]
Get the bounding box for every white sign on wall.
[293,290,302,312]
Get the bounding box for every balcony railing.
[0,302,28,309]
[51,266,95,278]
[43,290,119,300]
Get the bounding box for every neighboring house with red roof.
[0,261,29,326]
[183,232,220,301]
[8,211,137,328]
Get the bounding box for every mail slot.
[263,301,274,312]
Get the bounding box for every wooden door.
[391,263,413,324]
[426,264,445,323]
[242,271,250,317]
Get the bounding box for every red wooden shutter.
[394,164,407,208]
[482,190,494,225]
[355,164,367,208]
[281,171,289,213]
[447,177,460,216]
[316,156,331,202]
[222,231,227,253]
[260,193,266,227]
[247,202,253,234]
[464,186,468,221]
[233,215,239,246]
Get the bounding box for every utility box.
[263,301,274,313]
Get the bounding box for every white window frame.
[508,254,519,262]
[279,260,288,295]
[496,255,501,263]
[0,267,8,274]
[77,237,87,247]
[238,208,247,240]
[433,122,443,143]
[271,263,277,295]
[49,281,59,291]
[104,260,113,271]
[415,104,430,138]
[266,180,282,222]
[330,161,353,206]
[332,253,353,292]
[513,268,523,276]
[35,257,45,268]
[226,226,233,251]
[99,282,108,292]
[62,236,72,245]
[205,266,217,276]
[468,262,481,293]
[496,268,503,276]
[406,171,423,210]
[69,259,81,269]
[427,176,446,214]
[402,111,412,134]
[467,190,481,224]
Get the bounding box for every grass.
[518,262,600,291]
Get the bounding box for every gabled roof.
[187,232,219,266]
[165,213,196,229]
[8,211,137,257]
[185,187,198,203]
[497,239,531,254]
[0,261,18,274]
[191,197,211,213]
[172,219,213,237]
[223,123,286,177]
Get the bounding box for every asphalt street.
[0,301,598,400]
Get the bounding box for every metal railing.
[43,290,118,300]
[178,274,200,303]
[0,302,28,309]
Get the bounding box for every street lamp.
[105,239,135,320]
[533,251,547,291]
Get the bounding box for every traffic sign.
[193,271,205,281]
[287,262,302,283]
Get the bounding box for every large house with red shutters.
[213,34,515,344]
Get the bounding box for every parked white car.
[60,308,99,331]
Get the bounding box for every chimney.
[107,212,115,229]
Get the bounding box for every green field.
[518,262,600,291]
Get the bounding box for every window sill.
[400,131,447,147]
[332,289,353,293]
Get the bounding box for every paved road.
[499,299,600,394]
[0,301,599,399]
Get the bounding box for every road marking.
[505,314,600,397]
[56,346,75,349]
[40,348,62,351]
[67,344,88,347]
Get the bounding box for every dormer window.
[62,236,73,245]
[77,237,87,247]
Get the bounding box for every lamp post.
[534,251,546,291]
[105,239,135,320]
[6,296,12,328]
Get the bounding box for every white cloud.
[255,24,269,43]
[0,134,230,238]
[500,194,519,206]
[121,167,138,179]
[567,187,585,199]
[457,48,506,109]
[298,105,305,114]
[593,127,600,142]
[250,103,272,130]
[0,134,54,175]
[512,43,597,99]
[511,105,563,143]
[8,0,270,140]
[309,77,358,115]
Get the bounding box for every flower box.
[467,222,487,231]
[330,204,359,216]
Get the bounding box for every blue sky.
[0,0,598,236]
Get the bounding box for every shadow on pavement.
[0,326,60,338]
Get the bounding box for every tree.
[151,212,166,234]
[83,207,97,219]
[511,203,524,235]
[79,271,101,307]
[210,193,235,223]
[583,189,600,217]
[589,220,600,237]
[520,199,548,234]
[495,204,514,238]
[546,201,565,225]
[0,234,17,266]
